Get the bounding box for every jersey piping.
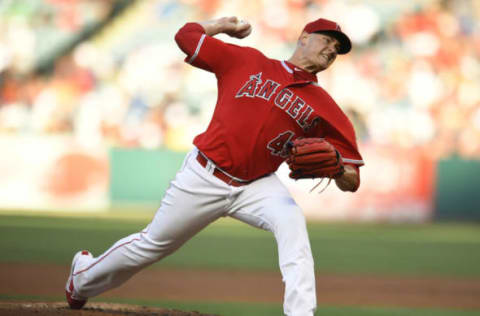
[342,158,364,165]
[281,60,293,73]
[188,34,206,64]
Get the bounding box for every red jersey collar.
[282,60,318,83]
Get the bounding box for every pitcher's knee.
[274,206,307,234]
[140,232,184,261]
[273,207,313,261]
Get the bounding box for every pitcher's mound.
[0,302,219,316]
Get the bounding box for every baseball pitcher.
[65,16,364,316]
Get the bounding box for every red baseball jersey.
[175,23,364,181]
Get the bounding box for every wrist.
[199,17,235,36]
[198,19,223,36]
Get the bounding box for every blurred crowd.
[0,0,479,159]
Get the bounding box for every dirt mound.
[2,263,480,311]
[0,302,218,316]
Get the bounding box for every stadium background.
[0,0,479,315]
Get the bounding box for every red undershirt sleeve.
[175,22,246,76]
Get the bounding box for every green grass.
[0,214,479,277]
[1,294,479,316]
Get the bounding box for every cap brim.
[315,30,352,54]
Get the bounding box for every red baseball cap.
[303,18,352,54]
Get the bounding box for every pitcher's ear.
[298,31,309,46]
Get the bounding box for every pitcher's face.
[302,32,340,71]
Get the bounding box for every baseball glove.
[287,138,344,180]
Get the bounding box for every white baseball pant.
[71,148,317,316]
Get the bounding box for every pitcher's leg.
[72,228,160,298]
[274,205,316,316]
[229,175,316,316]
[71,151,230,299]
